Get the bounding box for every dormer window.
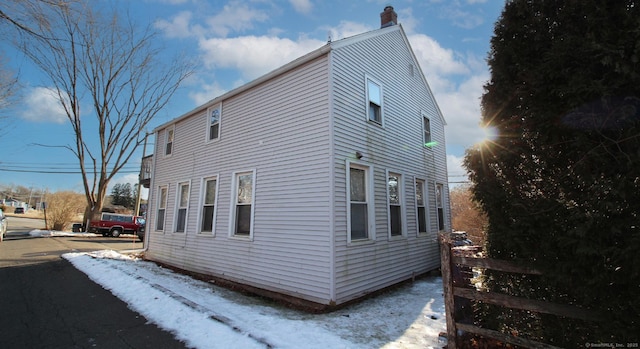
[366,76,383,125]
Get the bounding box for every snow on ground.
[29,229,101,238]
[59,246,446,349]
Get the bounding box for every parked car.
[451,231,474,246]
[88,213,145,240]
[0,209,7,241]
[14,207,25,214]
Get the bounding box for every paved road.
[0,220,188,349]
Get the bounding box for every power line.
[0,168,140,174]
[0,161,142,175]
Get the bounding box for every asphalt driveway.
[0,236,188,348]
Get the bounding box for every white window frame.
[155,185,168,232]
[386,170,406,239]
[422,111,432,147]
[365,75,384,126]
[198,176,219,235]
[206,104,221,142]
[346,160,375,244]
[174,181,190,233]
[165,126,175,156]
[415,178,430,236]
[435,182,446,231]
[229,170,256,240]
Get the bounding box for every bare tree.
[0,55,17,117]
[1,0,58,37]
[450,184,487,247]
[17,2,194,223]
[1,1,70,119]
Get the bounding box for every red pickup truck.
[88,213,146,240]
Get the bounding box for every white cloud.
[155,3,270,39]
[198,35,325,80]
[154,11,197,39]
[21,87,68,124]
[438,1,486,29]
[436,73,488,148]
[397,7,419,33]
[323,21,371,41]
[205,3,269,37]
[408,34,470,78]
[189,80,228,105]
[289,0,313,14]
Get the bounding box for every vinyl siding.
[331,27,446,304]
[145,25,449,306]
[146,55,334,304]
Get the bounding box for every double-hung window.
[366,76,383,124]
[387,172,403,237]
[348,162,373,242]
[165,127,174,156]
[231,170,255,238]
[415,179,428,234]
[436,183,445,231]
[156,186,168,231]
[422,113,432,146]
[200,177,218,234]
[175,182,190,233]
[208,105,220,141]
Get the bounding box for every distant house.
[1,198,27,210]
[1,199,21,207]
[143,6,451,308]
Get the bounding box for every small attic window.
[366,76,383,125]
[409,64,414,77]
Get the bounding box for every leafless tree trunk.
[16,2,194,223]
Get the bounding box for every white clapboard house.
[143,6,451,308]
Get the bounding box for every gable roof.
[155,23,445,132]
[330,24,446,126]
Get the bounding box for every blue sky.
[0,0,505,195]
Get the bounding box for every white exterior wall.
[146,55,335,304]
[330,26,448,304]
[145,25,449,306]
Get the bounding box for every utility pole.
[28,187,33,209]
[134,133,148,217]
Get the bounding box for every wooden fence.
[439,232,596,349]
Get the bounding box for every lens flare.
[482,126,498,142]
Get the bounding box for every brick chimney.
[380,5,398,28]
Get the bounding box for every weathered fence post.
[439,232,457,348]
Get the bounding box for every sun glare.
[482,126,498,143]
